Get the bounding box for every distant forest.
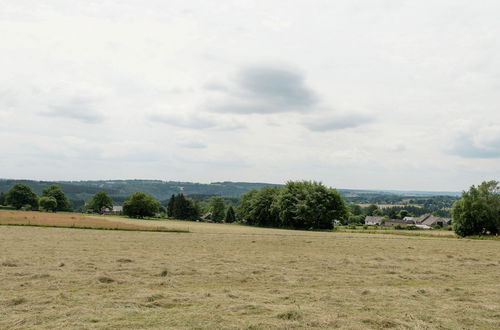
[0,179,459,215]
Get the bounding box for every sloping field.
[0,210,182,232]
[1,216,499,329]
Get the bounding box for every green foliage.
[166,194,200,220]
[237,181,348,230]
[225,205,236,223]
[6,184,38,210]
[123,192,160,219]
[279,181,348,230]
[210,196,226,222]
[398,209,411,219]
[0,192,6,206]
[452,181,500,237]
[364,204,379,216]
[349,204,362,216]
[237,187,281,227]
[347,214,364,225]
[88,191,113,213]
[42,185,72,211]
[39,196,58,212]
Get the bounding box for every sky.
[1,0,499,191]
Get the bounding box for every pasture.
[1,211,499,329]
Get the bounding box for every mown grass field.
[0,210,183,232]
[1,210,499,329]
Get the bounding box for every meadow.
[1,211,499,329]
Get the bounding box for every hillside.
[0,179,459,211]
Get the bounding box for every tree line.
[1,180,498,237]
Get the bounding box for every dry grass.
[0,210,183,232]
[1,212,499,329]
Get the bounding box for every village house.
[102,206,123,215]
[364,216,384,225]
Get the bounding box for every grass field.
[0,210,184,232]
[1,211,500,329]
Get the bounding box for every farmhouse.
[384,219,407,227]
[364,216,384,225]
[415,214,452,227]
[102,206,123,215]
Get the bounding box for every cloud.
[302,112,374,132]
[149,113,217,129]
[40,97,104,124]
[178,140,207,149]
[447,123,500,158]
[208,64,318,114]
[149,113,245,131]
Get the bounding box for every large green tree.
[237,187,281,227]
[167,193,199,220]
[6,183,38,210]
[237,181,348,230]
[225,205,236,223]
[452,180,500,237]
[278,181,348,230]
[210,196,226,223]
[0,192,6,206]
[39,196,58,212]
[42,184,72,211]
[123,192,160,218]
[88,191,113,213]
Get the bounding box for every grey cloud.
[302,113,374,132]
[208,65,318,114]
[203,82,228,92]
[40,97,104,124]
[447,131,500,158]
[149,113,246,131]
[149,113,217,129]
[178,141,207,149]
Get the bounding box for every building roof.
[365,216,384,224]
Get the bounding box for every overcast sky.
[1,0,499,191]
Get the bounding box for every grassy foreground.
[1,214,499,329]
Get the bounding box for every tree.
[237,187,281,227]
[123,192,160,219]
[364,204,379,216]
[88,191,113,214]
[39,196,57,212]
[398,209,411,219]
[210,196,226,222]
[167,194,200,220]
[278,181,348,230]
[6,184,38,210]
[0,192,6,206]
[452,181,500,237]
[167,194,175,217]
[42,185,72,211]
[225,205,236,223]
